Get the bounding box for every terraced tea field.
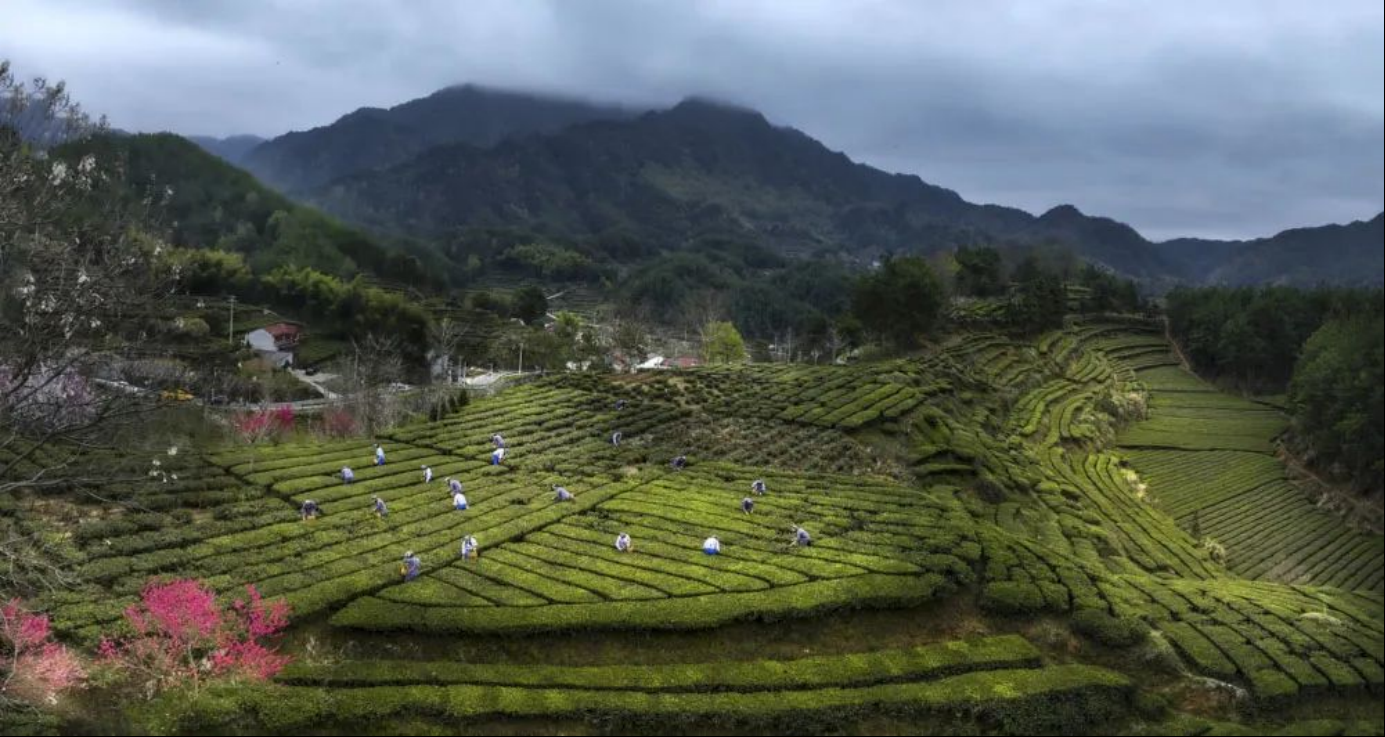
[336,462,977,633]
[21,319,1383,734]
[153,635,1136,734]
[1119,365,1384,593]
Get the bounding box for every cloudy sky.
[3,0,1381,240]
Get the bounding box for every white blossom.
[15,273,36,300]
[49,160,68,186]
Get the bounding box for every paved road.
[290,368,340,399]
[97,371,544,413]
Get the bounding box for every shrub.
[1248,668,1299,706]
[1,599,86,706]
[427,388,470,422]
[232,409,290,446]
[1070,609,1149,648]
[139,664,1131,735]
[979,582,1047,615]
[334,574,945,634]
[319,408,357,438]
[172,316,210,338]
[281,635,1041,691]
[974,473,1007,503]
[1199,537,1227,565]
[98,580,291,696]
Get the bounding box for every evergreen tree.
[851,256,944,349]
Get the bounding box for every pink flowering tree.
[232,407,293,473]
[232,410,272,441]
[99,579,290,696]
[271,405,295,434]
[1,599,86,708]
[319,407,357,439]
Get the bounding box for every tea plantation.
[28,319,1385,734]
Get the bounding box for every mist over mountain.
[237,85,638,194]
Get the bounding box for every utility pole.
[228,295,237,346]
[518,340,524,374]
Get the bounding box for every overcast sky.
[3,0,1381,240]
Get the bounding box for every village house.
[245,321,304,368]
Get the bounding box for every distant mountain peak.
[429,83,591,103]
[239,85,638,193]
[665,97,770,124]
[338,106,390,120]
[424,83,535,103]
[1039,204,1085,222]
[671,96,759,113]
[186,134,266,165]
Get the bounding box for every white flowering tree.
[1,61,172,592]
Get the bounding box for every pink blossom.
[233,410,273,440]
[1,599,86,704]
[235,407,296,444]
[272,405,295,432]
[16,615,50,650]
[2,599,51,649]
[320,408,357,438]
[209,640,291,681]
[99,579,292,693]
[233,585,290,640]
[25,643,85,695]
[132,580,221,647]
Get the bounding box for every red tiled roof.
[265,323,302,339]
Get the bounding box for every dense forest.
[56,133,447,288]
[1166,286,1384,494]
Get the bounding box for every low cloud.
[3,0,1380,239]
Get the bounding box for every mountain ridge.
[1160,212,1384,286]
[189,87,1380,287]
[187,134,265,164]
[305,96,1188,278]
[239,84,639,193]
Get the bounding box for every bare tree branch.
[1,60,176,594]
